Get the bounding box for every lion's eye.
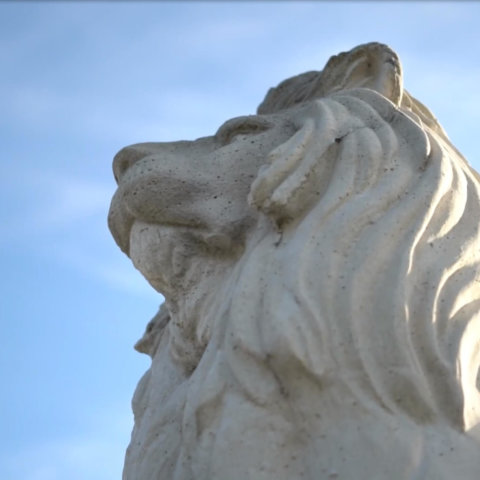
[216,116,272,145]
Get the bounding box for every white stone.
[109,43,480,479]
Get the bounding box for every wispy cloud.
[1,403,132,480]
[0,164,162,300]
[55,243,161,301]
[4,438,121,480]
[0,167,113,243]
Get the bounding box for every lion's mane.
[226,87,480,431]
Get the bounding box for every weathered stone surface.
[109,43,480,479]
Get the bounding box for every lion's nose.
[113,146,149,183]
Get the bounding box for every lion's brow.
[215,115,273,144]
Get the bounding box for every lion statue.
[108,43,480,479]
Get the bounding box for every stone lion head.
[109,43,480,480]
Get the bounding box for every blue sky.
[1,2,479,479]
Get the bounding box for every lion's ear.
[310,42,404,106]
[257,43,403,115]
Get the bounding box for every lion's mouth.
[109,146,148,254]
[108,150,202,255]
[108,189,203,258]
[108,179,209,260]
[108,187,135,255]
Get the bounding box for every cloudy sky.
[1,2,479,479]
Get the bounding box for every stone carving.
[109,43,480,479]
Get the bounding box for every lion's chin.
[129,221,179,294]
